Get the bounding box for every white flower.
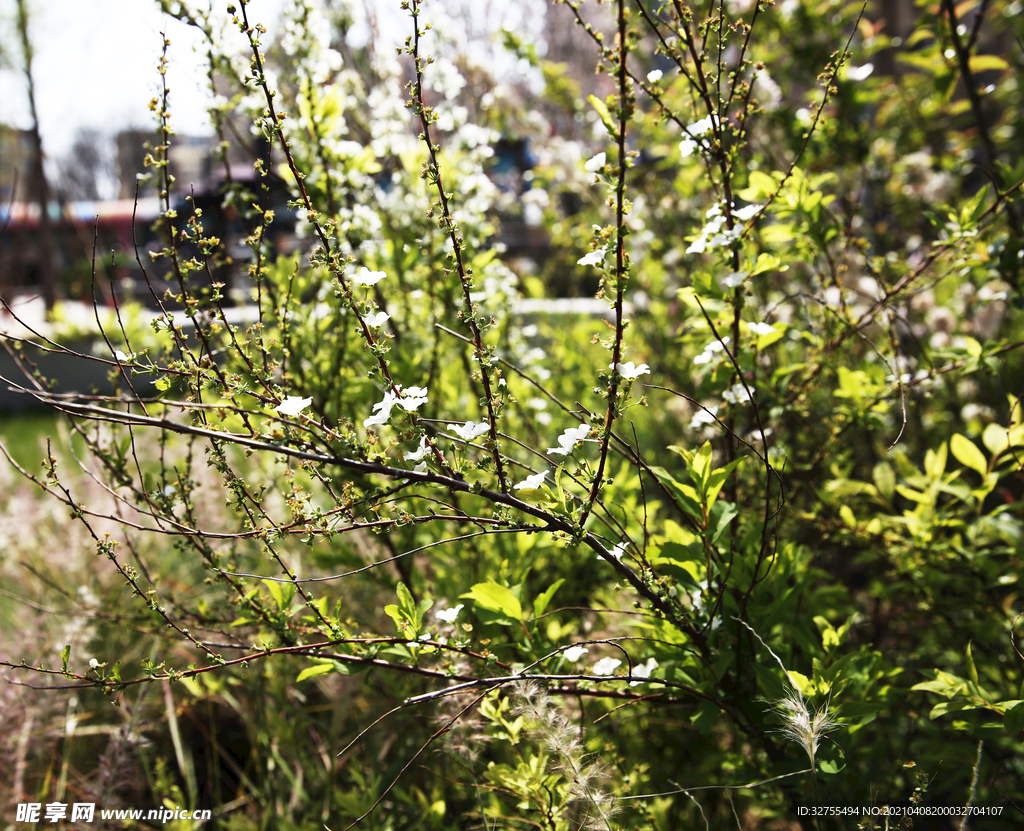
[689,405,718,429]
[404,437,430,462]
[689,114,719,136]
[398,386,429,412]
[691,579,709,612]
[113,350,135,362]
[752,69,782,110]
[846,63,874,81]
[720,270,749,289]
[513,470,549,491]
[563,645,589,662]
[364,390,400,427]
[679,137,698,158]
[276,396,312,417]
[722,383,753,404]
[352,266,386,286]
[365,311,391,328]
[547,423,591,456]
[585,152,606,172]
[694,337,730,365]
[592,657,622,676]
[89,658,100,669]
[733,203,763,221]
[629,657,659,686]
[448,420,489,441]
[578,249,605,267]
[613,361,650,380]
[609,542,628,561]
[646,69,663,83]
[435,604,464,623]
[680,115,719,159]
[748,321,777,336]
[686,209,739,253]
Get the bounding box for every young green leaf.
[950,434,987,477]
[464,582,523,623]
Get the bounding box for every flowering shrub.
[2,0,1024,828]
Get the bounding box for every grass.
[0,412,62,470]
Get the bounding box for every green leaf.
[749,252,785,277]
[787,670,811,693]
[835,367,873,402]
[390,582,429,635]
[667,445,694,465]
[982,422,1010,456]
[965,641,979,687]
[533,578,565,619]
[895,485,931,504]
[1004,702,1024,736]
[705,460,741,508]
[912,670,967,696]
[709,500,737,545]
[650,466,703,522]
[736,170,777,201]
[929,699,986,719]
[415,598,433,632]
[690,441,713,490]
[924,443,948,479]
[968,54,1009,73]
[262,578,291,610]
[692,270,724,299]
[872,461,895,503]
[397,582,415,614]
[296,662,336,682]
[587,94,616,133]
[465,582,523,623]
[384,604,406,631]
[814,616,840,651]
[950,434,987,476]
[61,644,70,674]
[755,326,785,350]
[835,701,889,722]
[760,222,796,244]
[691,700,719,735]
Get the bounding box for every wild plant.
[1,0,1023,828]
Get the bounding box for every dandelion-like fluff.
[735,618,839,769]
[772,689,840,769]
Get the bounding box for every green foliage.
[2,0,1023,828]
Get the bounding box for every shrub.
[2,0,1023,828]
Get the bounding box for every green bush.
[2,0,1023,828]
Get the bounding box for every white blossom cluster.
[363,386,430,428]
[678,114,719,158]
[687,203,762,255]
[546,423,591,456]
[279,0,343,83]
[693,337,730,366]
